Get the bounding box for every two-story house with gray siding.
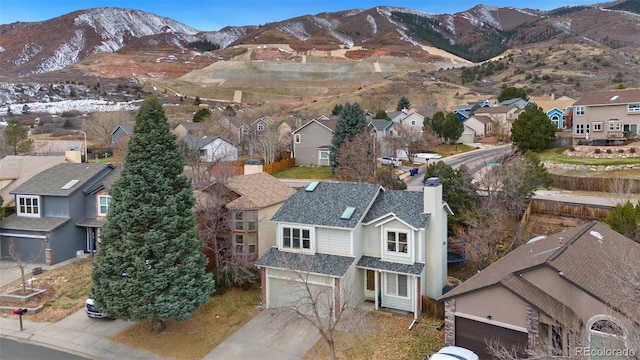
[256,178,451,319]
[572,88,640,145]
[291,118,338,166]
[0,163,118,265]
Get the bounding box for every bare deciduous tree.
[85,110,134,147]
[384,124,439,164]
[455,207,511,271]
[7,239,46,292]
[254,124,284,164]
[335,131,379,184]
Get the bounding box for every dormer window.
[17,195,40,217]
[387,230,408,254]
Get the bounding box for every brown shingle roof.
[572,88,640,106]
[225,172,297,209]
[472,115,495,124]
[441,221,640,316]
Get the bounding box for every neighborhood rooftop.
[10,163,114,196]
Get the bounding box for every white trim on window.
[98,195,111,216]
[385,229,410,256]
[575,106,585,116]
[280,225,313,252]
[628,103,640,113]
[17,195,40,217]
[294,133,301,143]
[385,273,409,298]
[592,122,603,132]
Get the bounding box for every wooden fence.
[530,198,613,220]
[263,157,295,174]
[552,174,640,193]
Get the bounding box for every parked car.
[426,346,479,360]
[378,156,402,167]
[85,297,110,319]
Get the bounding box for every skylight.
[340,207,356,220]
[305,181,319,192]
[61,179,79,190]
[610,95,619,101]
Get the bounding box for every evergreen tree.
[441,112,464,144]
[193,108,211,122]
[396,96,411,111]
[424,111,446,138]
[193,96,202,106]
[331,104,344,116]
[329,102,367,173]
[373,110,390,120]
[92,97,214,333]
[605,201,640,242]
[424,162,478,229]
[4,120,33,155]
[511,103,556,152]
[497,86,529,102]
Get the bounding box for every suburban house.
[571,88,640,145]
[194,172,297,267]
[453,100,491,121]
[172,121,210,139]
[110,124,133,145]
[463,115,496,139]
[388,109,424,130]
[369,119,395,156]
[0,163,118,265]
[457,124,477,144]
[473,105,523,140]
[291,117,338,166]
[219,116,274,143]
[182,135,238,163]
[530,95,576,129]
[256,178,451,319]
[0,155,66,217]
[440,221,640,359]
[499,97,530,109]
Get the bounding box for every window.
[98,195,111,216]
[628,103,640,112]
[319,150,329,159]
[294,134,301,143]
[575,106,585,116]
[386,273,408,297]
[590,319,626,359]
[257,122,265,131]
[608,122,622,132]
[593,122,603,132]
[17,195,40,217]
[232,211,257,255]
[411,120,416,126]
[282,226,311,250]
[575,123,589,135]
[386,231,408,254]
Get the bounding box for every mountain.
[1,3,639,79]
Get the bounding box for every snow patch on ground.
[277,22,310,41]
[0,99,142,116]
[367,15,377,35]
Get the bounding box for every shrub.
[606,148,613,154]
[569,146,576,151]
[594,148,601,154]
[618,149,625,154]
[630,147,636,154]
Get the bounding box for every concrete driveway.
[203,308,320,360]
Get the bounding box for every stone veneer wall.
[444,299,455,346]
[526,304,539,351]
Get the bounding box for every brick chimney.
[423,177,448,299]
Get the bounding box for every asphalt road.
[0,337,89,360]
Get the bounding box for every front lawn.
[539,146,640,166]
[272,166,335,179]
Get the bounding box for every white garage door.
[269,277,332,316]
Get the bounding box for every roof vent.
[340,207,356,220]
[61,179,79,190]
[425,177,441,187]
[305,181,319,192]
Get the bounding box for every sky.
[0,0,597,31]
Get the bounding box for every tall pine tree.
[329,102,367,173]
[92,97,214,333]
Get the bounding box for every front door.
[364,270,376,299]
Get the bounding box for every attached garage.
[268,276,333,314]
[454,316,528,359]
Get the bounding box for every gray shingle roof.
[11,163,114,196]
[363,190,429,229]
[256,247,355,277]
[271,182,381,228]
[0,215,70,232]
[183,135,221,150]
[369,119,393,131]
[357,256,425,275]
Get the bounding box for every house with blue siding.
[530,95,576,130]
[0,163,118,265]
[256,178,451,319]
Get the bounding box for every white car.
[85,297,110,319]
[427,346,479,360]
[378,156,402,167]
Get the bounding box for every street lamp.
[75,130,87,163]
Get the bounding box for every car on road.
[426,346,479,360]
[378,156,402,167]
